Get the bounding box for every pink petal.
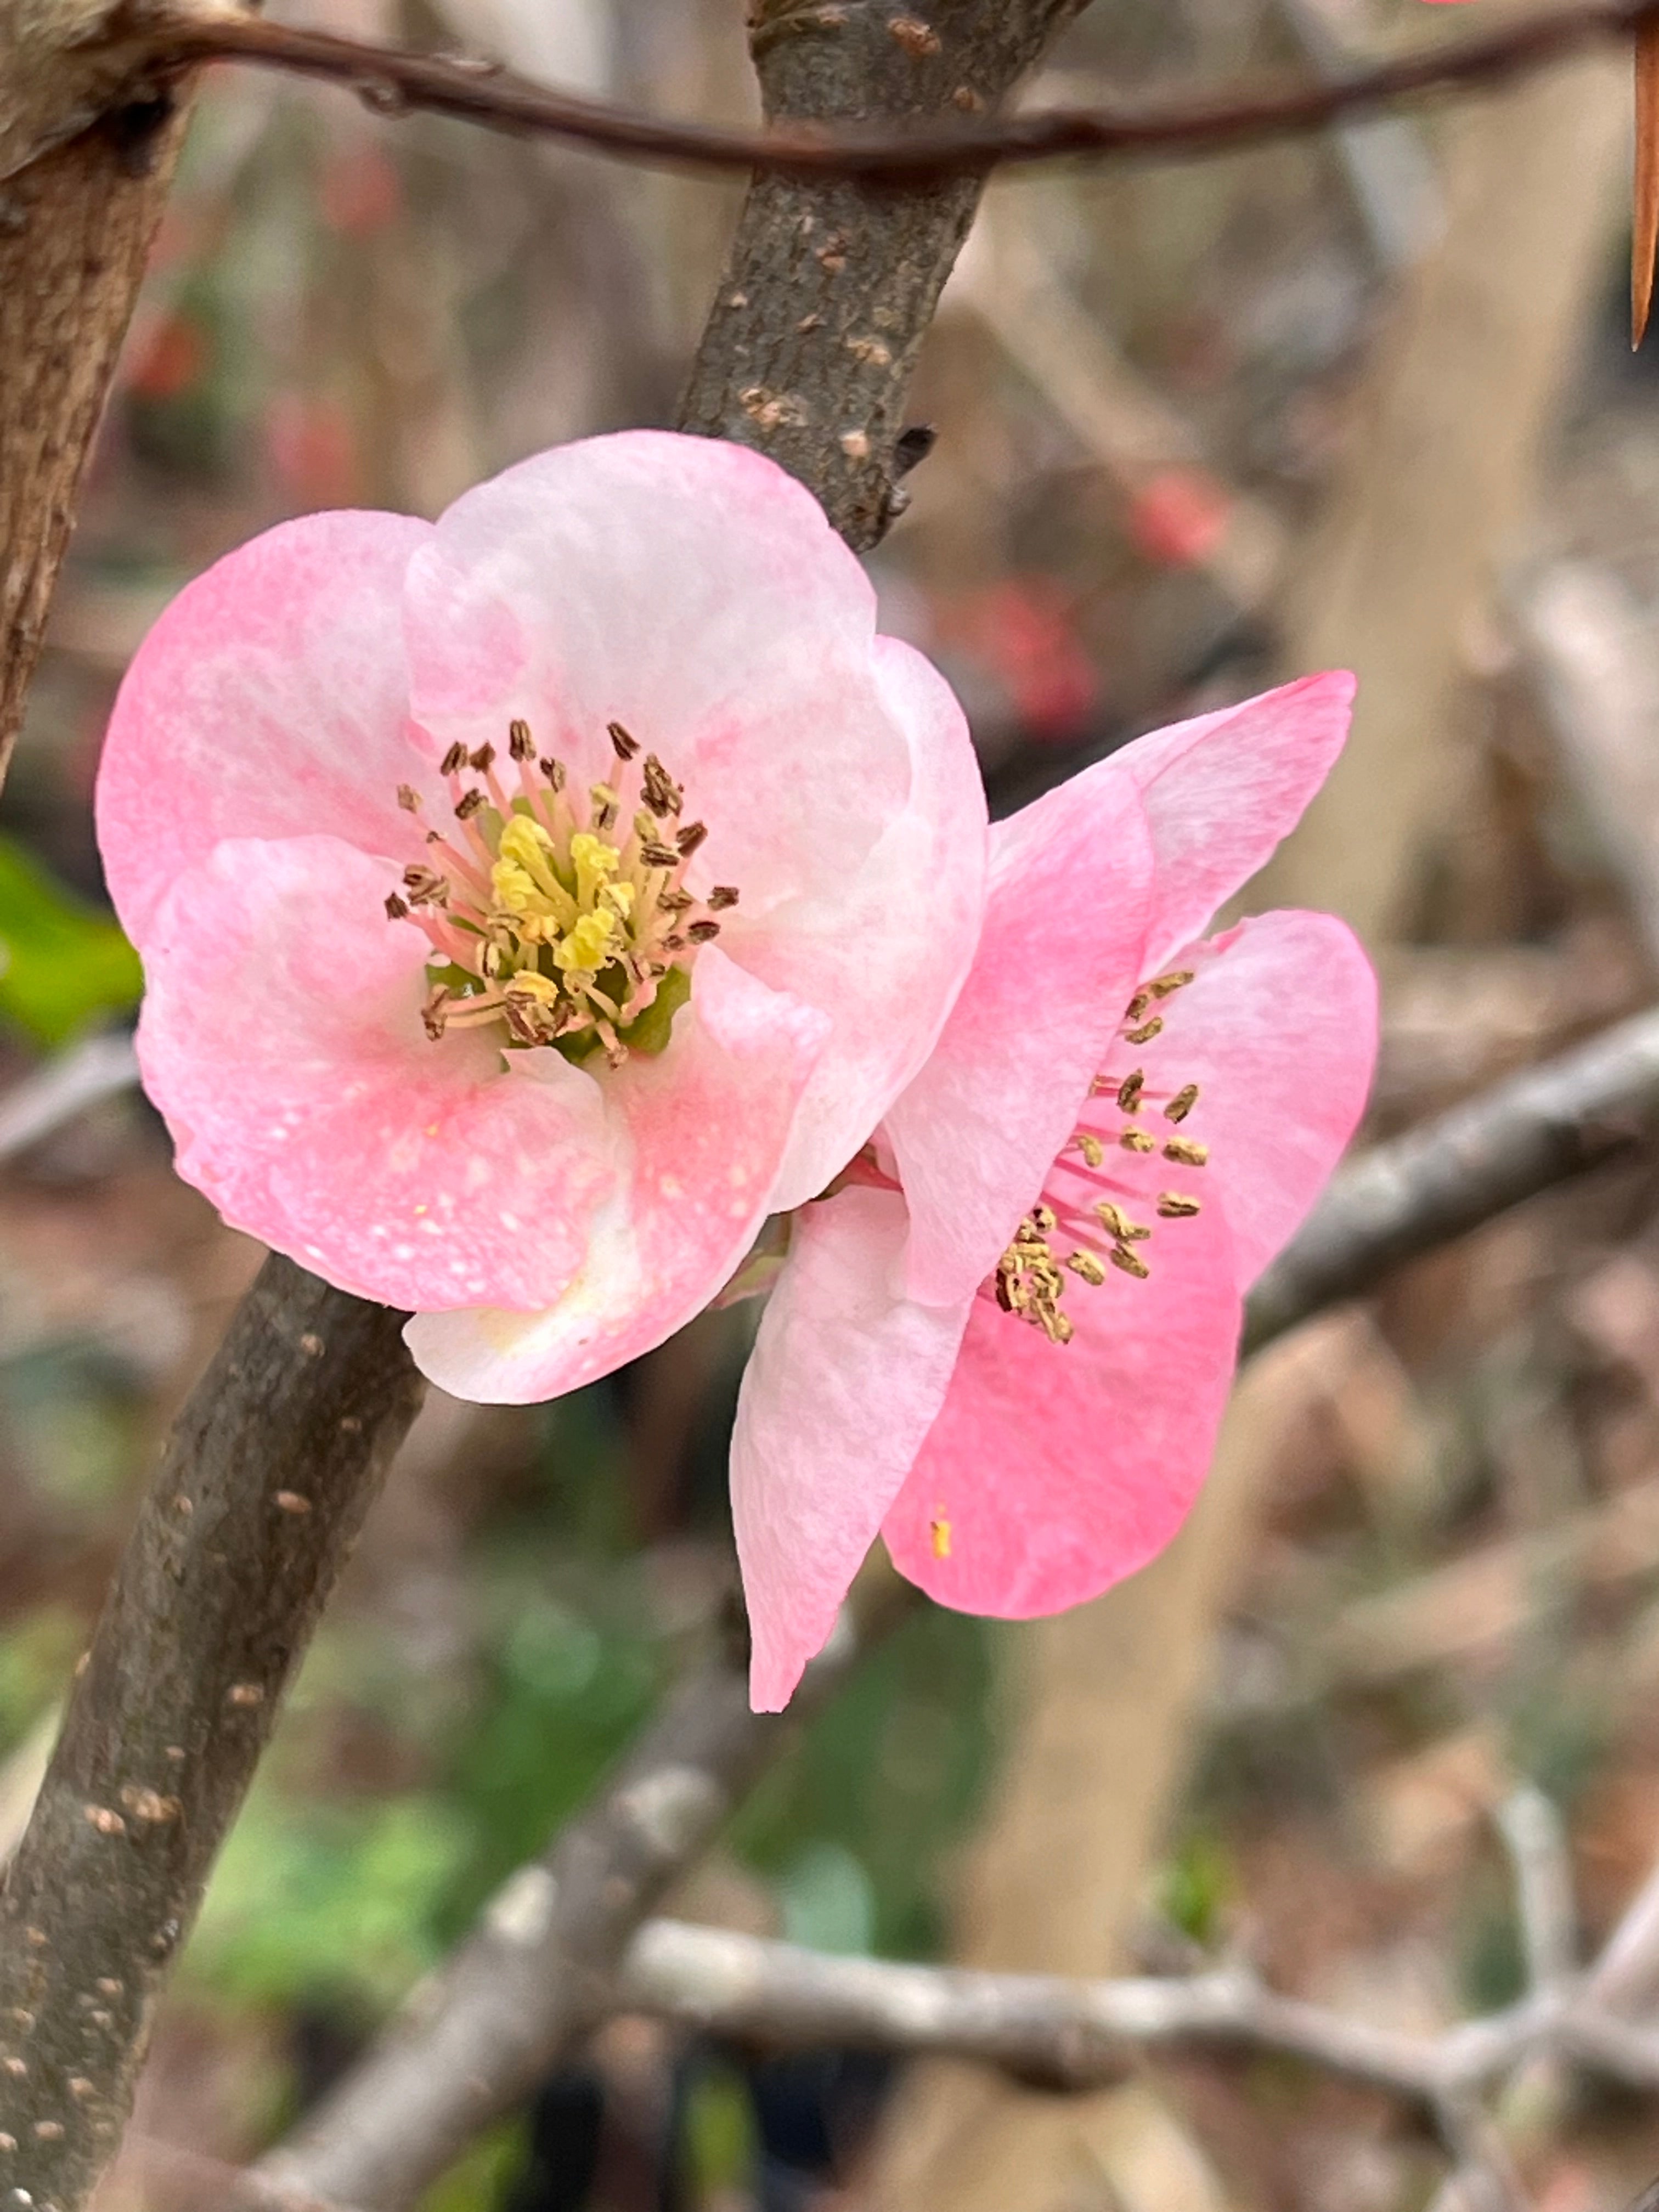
[746,637,989,1212]
[1115,672,1355,968]
[404,946,831,1402]
[404,434,988,1207]
[883,760,1154,1306]
[136,837,617,1311]
[96,510,435,948]
[1103,910,1376,1290]
[730,1187,972,1711]
[882,1201,1241,1617]
[403,431,910,913]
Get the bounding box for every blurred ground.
[10,0,1659,2205]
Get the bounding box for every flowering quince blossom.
[729,673,1379,1711]
[94,432,988,1388]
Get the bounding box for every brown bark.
[0,83,190,766]
[678,0,1088,551]
[0,1259,422,2211]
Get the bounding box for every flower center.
[991,968,1210,1345]
[385,719,737,1068]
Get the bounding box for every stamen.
[1148,970,1195,998]
[393,719,736,1063]
[1075,1133,1104,1169]
[641,754,682,818]
[1164,1137,1209,1166]
[1110,1243,1150,1279]
[1157,1193,1201,1218]
[1066,1251,1107,1285]
[930,1516,952,1560]
[397,785,421,812]
[1116,1069,1144,1113]
[1120,1129,1155,1154]
[1165,1084,1199,1123]
[1125,1016,1164,1045]
[402,864,449,906]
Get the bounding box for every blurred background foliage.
[8,0,1659,2206]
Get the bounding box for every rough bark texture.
[0,1257,422,2211]
[678,0,1088,550]
[0,83,191,766]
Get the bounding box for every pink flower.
[96,432,988,1392]
[728,674,1378,1710]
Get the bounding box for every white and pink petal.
[97,510,438,948]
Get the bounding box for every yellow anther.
[1093,1199,1149,1242]
[1149,969,1195,998]
[569,831,622,906]
[1109,1243,1150,1279]
[1118,1069,1144,1113]
[1120,1128,1155,1154]
[1075,1132,1105,1169]
[499,815,555,870]
[1157,1192,1201,1218]
[490,859,539,914]
[1164,1137,1209,1166]
[930,1516,952,1560]
[1066,1250,1107,1286]
[504,970,559,1005]
[554,911,617,973]
[1125,991,1150,1023]
[1164,1084,1199,1123]
[1125,1017,1164,1045]
[1031,1203,1057,1233]
[600,881,636,921]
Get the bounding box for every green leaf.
[0,838,142,1045]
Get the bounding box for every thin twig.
[258,1588,911,2210]
[133,0,1659,180]
[1245,1005,1659,1352]
[1496,1788,1578,1995]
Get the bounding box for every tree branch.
[0,1258,422,2211]
[88,0,1659,186]
[1245,1005,1659,1352]
[259,1587,909,2210]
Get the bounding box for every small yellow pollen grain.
[1120,1128,1155,1154]
[930,1516,952,1559]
